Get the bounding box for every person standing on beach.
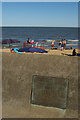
[58,40,62,49]
[52,40,54,50]
[59,41,62,46]
[61,40,64,50]
[63,39,66,50]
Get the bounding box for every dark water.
[1,27,79,49]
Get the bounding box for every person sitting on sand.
[52,40,54,50]
[27,37,31,43]
[72,49,77,56]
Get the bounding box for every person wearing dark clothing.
[59,41,62,46]
[72,49,77,56]
[27,38,31,43]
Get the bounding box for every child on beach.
[59,41,62,46]
[52,40,54,50]
[60,39,66,50]
[58,41,62,50]
[61,41,64,50]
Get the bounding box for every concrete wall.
[2,53,78,118]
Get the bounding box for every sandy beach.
[0,48,80,56]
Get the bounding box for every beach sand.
[0,48,80,56]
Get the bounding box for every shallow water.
[1,27,79,49]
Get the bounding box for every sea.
[0,27,79,49]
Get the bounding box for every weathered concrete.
[0,51,2,119]
[31,75,68,109]
[2,53,78,118]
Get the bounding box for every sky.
[2,2,78,27]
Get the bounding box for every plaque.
[31,75,68,109]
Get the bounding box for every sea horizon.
[1,26,78,28]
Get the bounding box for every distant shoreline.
[1,26,78,28]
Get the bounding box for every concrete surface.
[2,53,78,118]
[31,75,68,109]
[0,51,2,119]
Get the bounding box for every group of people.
[58,39,66,50]
[52,39,66,50]
[27,38,66,51]
[51,39,77,56]
[26,38,77,56]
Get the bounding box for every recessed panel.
[31,75,68,109]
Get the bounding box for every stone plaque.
[31,75,68,109]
